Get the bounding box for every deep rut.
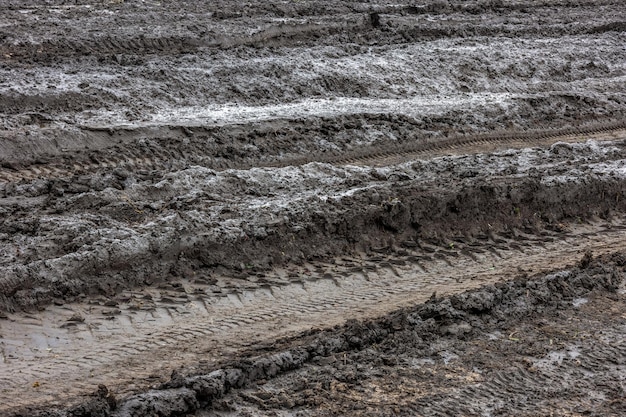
[2,218,625,413]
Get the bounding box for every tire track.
[399,330,626,416]
[1,121,625,184]
[1,219,625,413]
[303,121,626,168]
[4,0,623,61]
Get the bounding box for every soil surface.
[1,0,626,416]
[192,252,626,417]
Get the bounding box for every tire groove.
[2,225,626,410]
[2,122,626,184]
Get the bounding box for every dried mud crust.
[14,251,626,417]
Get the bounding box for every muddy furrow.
[2,137,625,314]
[6,22,618,62]
[1,218,625,415]
[2,0,626,415]
[272,121,626,168]
[196,256,626,417]
[3,3,624,61]
[1,121,625,185]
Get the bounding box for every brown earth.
[1,0,626,416]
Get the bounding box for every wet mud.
[1,1,626,148]
[198,252,626,417]
[14,251,626,417]
[2,0,626,415]
[2,139,626,313]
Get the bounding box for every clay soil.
[1,1,626,416]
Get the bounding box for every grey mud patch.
[2,1,626,414]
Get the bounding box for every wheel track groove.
[1,121,625,184]
[1,220,625,412]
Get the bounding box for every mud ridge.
[3,1,625,61]
[2,166,626,313]
[2,136,626,313]
[2,1,626,412]
[1,119,625,186]
[2,0,625,135]
[2,218,625,414]
[16,251,624,417]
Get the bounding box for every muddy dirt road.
[1,0,626,416]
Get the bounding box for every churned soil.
[1,0,626,415]
[18,251,626,417]
[194,252,626,417]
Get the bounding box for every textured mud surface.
[1,0,626,168]
[10,251,626,417]
[2,136,626,313]
[194,252,626,417]
[2,0,626,415]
